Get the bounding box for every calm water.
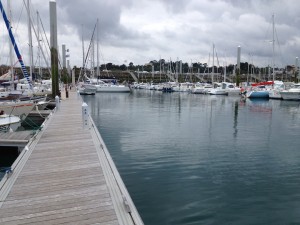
[84,91,299,225]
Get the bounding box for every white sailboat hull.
[0,115,21,132]
[280,91,300,100]
[0,101,35,120]
[78,84,97,95]
[280,85,300,100]
[95,85,131,93]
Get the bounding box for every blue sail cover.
[0,0,32,89]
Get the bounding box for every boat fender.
[122,195,131,213]
[5,167,13,178]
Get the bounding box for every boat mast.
[26,0,33,82]
[82,24,85,77]
[212,43,215,83]
[0,0,32,88]
[159,56,161,82]
[96,18,100,80]
[223,51,227,82]
[224,63,226,82]
[37,11,41,77]
[272,14,275,82]
[7,0,14,90]
[91,32,94,79]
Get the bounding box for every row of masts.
[81,19,100,80]
[1,0,61,96]
[6,0,51,88]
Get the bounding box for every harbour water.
[83,90,300,225]
[1,91,299,224]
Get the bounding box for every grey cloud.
[2,0,300,67]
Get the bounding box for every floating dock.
[0,90,144,225]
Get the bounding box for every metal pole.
[272,14,275,82]
[49,0,59,97]
[7,0,14,90]
[26,0,33,81]
[37,11,41,77]
[62,44,66,69]
[96,18,100,79]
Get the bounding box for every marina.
[1,0,300,224]
[83,90,300,225]
[0,90,143,225]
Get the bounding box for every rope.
[34,104,49,119]
[21,116,41,131]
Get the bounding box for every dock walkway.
[0,91,144,225]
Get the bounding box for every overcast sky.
[1,0,300,70]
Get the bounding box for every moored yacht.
[192,83,213,94]
[222,82,241,96]
[0,113,21,132]
[78,83,97,95]
[280,83,300,100]
[90,79,131,93]
[268,80,284,99]
[0,101,35,121]
[245,81,273,99]
[209,82,228,95]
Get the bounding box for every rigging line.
[37,10,58,74]
[14,1,24,35]
[23,0,51,75]
[0,2,24,66]
[100,51,110,76]
[78,21,97,81]
[39,31,51,68]
[38,12,50,52]
[204,53,210,74]
[0,0,32,88]
[83,22,97,70]
[274,26,287,67]
[12,2,25,62]
[215,50,220,68]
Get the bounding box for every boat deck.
[0,131,33,148]
[0,90,143,225]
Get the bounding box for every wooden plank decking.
[0,91,144,225]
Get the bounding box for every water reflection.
[233,100,239,138]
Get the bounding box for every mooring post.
[50,0,59,97]
[55,95,60,110]
[82,102,89,129]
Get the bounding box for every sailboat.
[247,15,280,99]
[77,23,97,95]
[0,112,21,132]
[206,44,227,95]
[246,81,273,98]
[280,83,300,100]
[92,20,130,93]
[0,0,37,120]
[267,14,284,99]
[78,83,97,95]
